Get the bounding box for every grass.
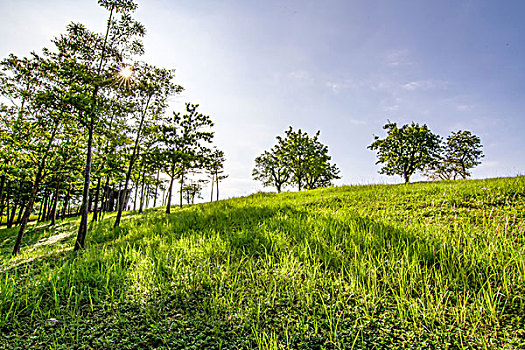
[0,177,524,349]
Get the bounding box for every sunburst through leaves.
[116,65,134,89]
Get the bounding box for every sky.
[1,0,525,199]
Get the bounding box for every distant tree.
[279,127,340,191]
[253,127,340,192]
[368,121,441,183]
[206,149,228,201]
[427,130,483,180]
[159,103,214,213]
[252,149,289,193]
[182,179,207,205]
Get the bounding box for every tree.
[1,53,70,255]
[159,103,214,213]
[206,149,228,201]
[74,0,146,250]
[113,63,182,227]
[368,121,441,183]
[253,127,340,192]
[181,179,207,205]
[252,149,289,193]
[280,127,340,190]
[427,130,484,180]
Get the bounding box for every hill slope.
[1,177,525,349]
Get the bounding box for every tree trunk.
[210,174,214,202]
[75,110,95,251]
[179,170,184,208]
[0,175,6,215]
[12,167,45,255]
[101,176,110,216]
[7,201,16,229]
[153,169,160,208]
[45,191,54,221]
[61,185,71,219]
[37,197,44,222]
[0,194,5,226]
[16,201,26,225]
[115,182,121,214]
[92,176,102,222]
[166,175,174,214]
[75,5,114,250]
[50,182,60,225]
[133,176,139,211]
[216,170,219,201]
[11,119,60,255]
[40,192,49,223]
[114,94,152,228]
[139,171,146,213]
[50,181,60,225]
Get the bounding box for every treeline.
[0,0,226,255]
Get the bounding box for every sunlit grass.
[1,177,524,348]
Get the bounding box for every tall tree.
[74,0,146,250]
[368,121,442,183]
[113,63,182,227]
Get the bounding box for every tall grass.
[0,177,524,349]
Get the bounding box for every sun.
[119,65,133,79]
[116,65,134,89]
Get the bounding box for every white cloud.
[325,78,393,94]
[402,80,450,91]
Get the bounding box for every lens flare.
[116,65,134,89]
[119,65,133,79]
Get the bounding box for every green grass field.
[1,177,524,349]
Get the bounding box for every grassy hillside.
[1,177,524,349]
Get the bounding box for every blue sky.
[1,0,524,198]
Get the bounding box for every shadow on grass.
[0,218,80,256]
[0,199,518,349]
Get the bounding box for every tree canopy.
[368,121,442,183]
[253,127,340,192]
[426,130,484,180]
